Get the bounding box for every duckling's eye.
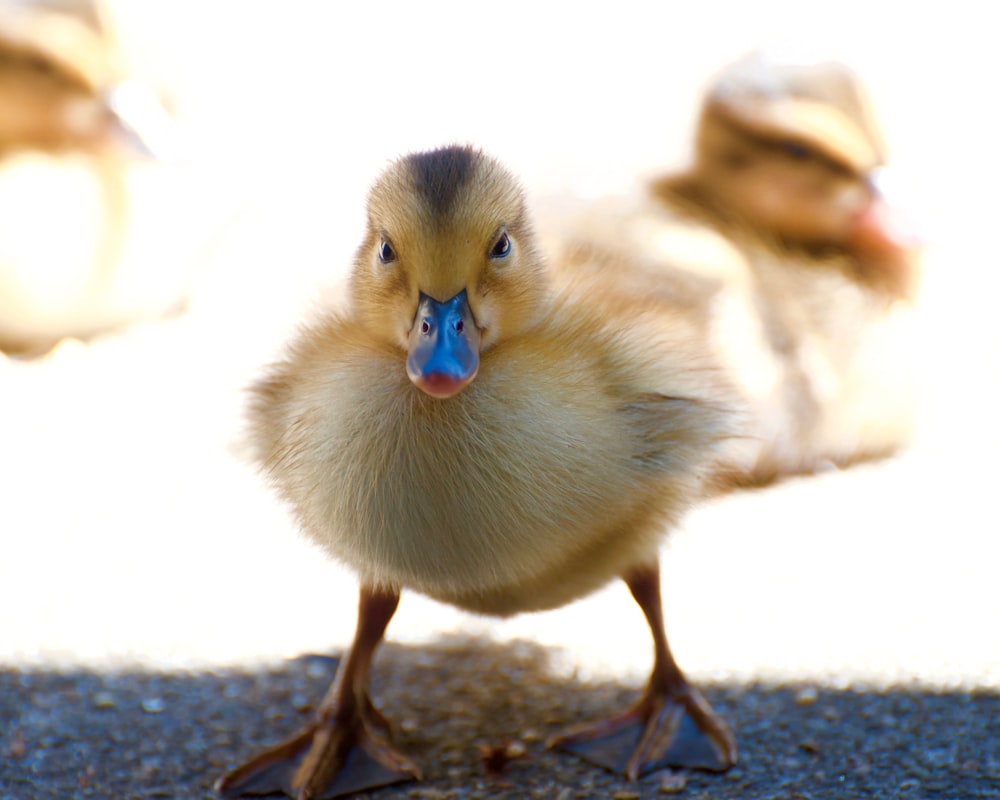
[722,149,750,170]
[378,237,396,265]
[781,141,813,160]
[490,230,511,259]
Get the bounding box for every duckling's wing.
[623,391,731,476]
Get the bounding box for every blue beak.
[406,290,480,399]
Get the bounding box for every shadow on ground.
[2,636,997,800]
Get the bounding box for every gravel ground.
[4,640,999,800]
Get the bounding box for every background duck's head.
[683,51,917,275]
[350,145,548,399]
[0,0,172,158]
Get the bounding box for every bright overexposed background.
[1,1,997,689]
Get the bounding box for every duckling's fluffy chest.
[257,332,671,616]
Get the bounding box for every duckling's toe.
[548,683,737,779]
[215,713,420,800]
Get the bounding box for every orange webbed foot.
[215,696,421,800]
[216,588,421,799]
[548,564,738,780]
[548,681,736,779]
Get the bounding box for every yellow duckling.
[550,51,922,484]
[1,1,132,155]
[0,0,174,355]
[663,50,919,300]
[216,146,738,799]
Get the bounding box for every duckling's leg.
[548,563,737,779]
[216,586,421,799]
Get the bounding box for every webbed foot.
[215,703,420,799]
[549,563,738,780]
[549,681,736,778]
[216,587,420,799]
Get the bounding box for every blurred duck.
[0,0,177,355]
[549,51,923,484]
[216,146,739,799]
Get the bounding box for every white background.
[1,1,997,689]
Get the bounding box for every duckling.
[216,146,738,799]
[662,50,919,301]
[549,51,922,484]
[0,0,157,156]
[0,0,173,354]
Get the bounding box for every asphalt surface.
[4,640,999,800]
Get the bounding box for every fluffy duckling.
[662,50,919,301]
[216,146,738,799]
[551,51,922,483]
[0,0,173,354]
[0,0,158,156]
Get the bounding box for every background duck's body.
[546,51,922,484]
[704,229,919,481]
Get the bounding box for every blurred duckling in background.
[216,146,739,799]
[664,50,919,300]
[549,51,923,484]
[0,0,178,355]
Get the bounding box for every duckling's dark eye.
[378,237,396,264]
[490,230,511,259]
[781,141,813,160]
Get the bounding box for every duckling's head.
[350,145,548,399]
[0,4,170,157]
[684,51,916,268]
